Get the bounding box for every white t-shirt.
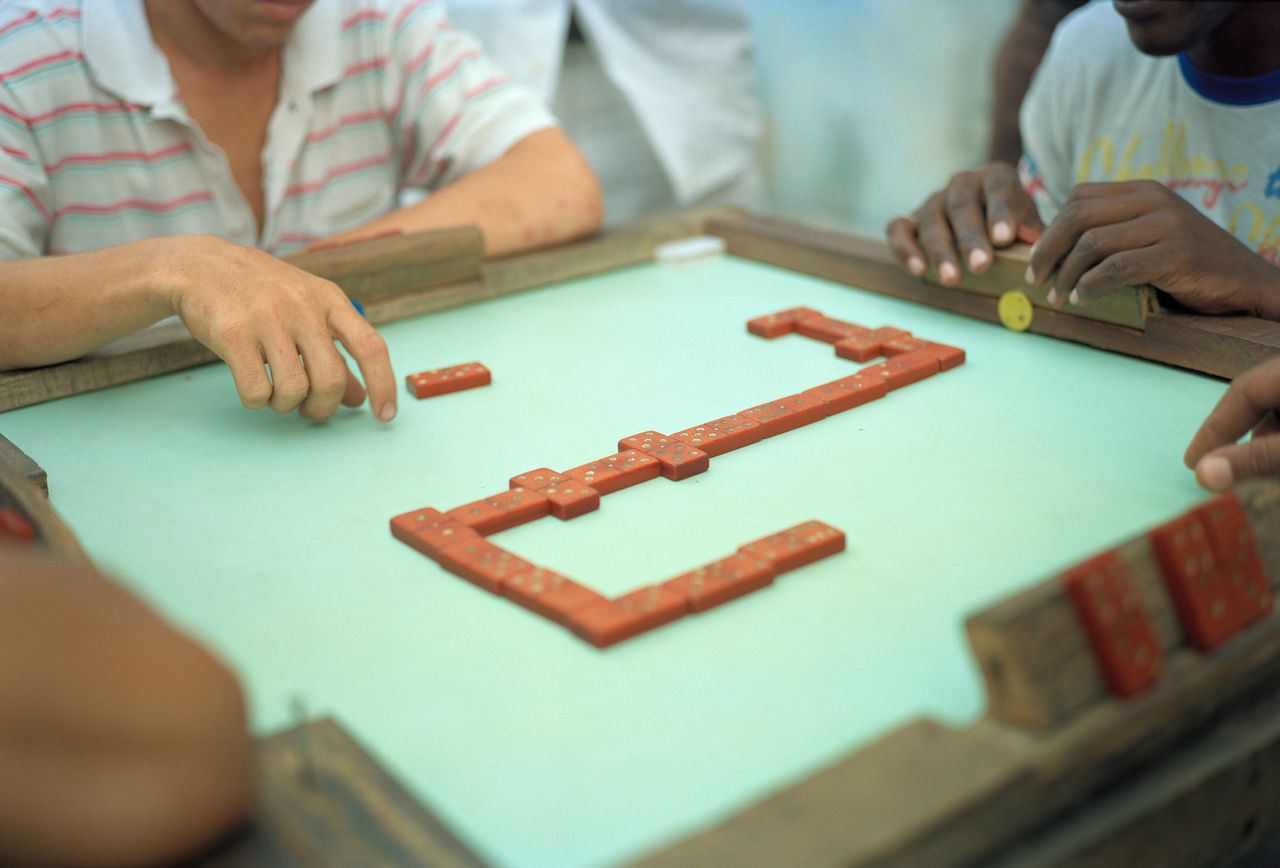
[1020,1,1280,265]
[0,0,555,257]
[442,0,763,206]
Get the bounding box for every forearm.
[0,238,187,370]
[989,0,1084,163]
[335,128,604,257]
[0,554,253,867]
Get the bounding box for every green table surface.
[2,254,1226,867]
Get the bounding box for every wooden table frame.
[5,209,1280,868]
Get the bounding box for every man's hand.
[1185,356,1280,491]
[165,237,397,422]
[886,160,1044,285]
[1027,180,1280,315]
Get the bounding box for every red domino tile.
[794,315,870,344]
[390,507,481,557]
[738,520,846,574]
[446,489,549,535]
[747,306,823,339]
[858,351,941,391]
[834,327,911,362]
[434,538,535,593]
[509,468,567,491]
[923,341,966,371]
[671,415,764,457]
[662,553,776,613]
[740,393,827,437]
[540,480,600,520]
[569,585,688,648]
[503,568,608,625]
[1017,224,1041,245]
[564,450,661,495]
[618,432,709,480]
[405,362,491,399]
[1148,510,1238,650]
[802,372,889,416]
[0,508,36,544]
[881,336,931,356]
[1200,493,1273,630]
[1061,549,1164,698]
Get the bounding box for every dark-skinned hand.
[886,160,1044,285]
[1026,180,1280,317]
[1185,355,1280,492]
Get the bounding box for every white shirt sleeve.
[382,4,557,191]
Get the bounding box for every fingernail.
[907,256,925,276]
[968,249,990,271]
[1024,265,1036,285]
[1047,289,1058,305]
[939,262,959,284]
[379,403,396,422]
[1068,289,1080,306]
[992,221,1012,244]
[1198,455,1234,491]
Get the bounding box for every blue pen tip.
[351,298,366,317]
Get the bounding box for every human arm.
[0,551,252,867]
[318,127,602,257]
[1025,179,1280,315]
[885,161,1044,284]
[0,237,399,421]
[989,0,1087,164]
[1185,356,1280,491]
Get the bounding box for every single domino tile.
[1148,510,1238,650]
[858,350,941,391]
[540,480,601,520]
[794,315,870,344]
[509,468,568,491]
[881,336,931,356]
[618,432,709,480]
[446,489,549,535]
[746,306,823,339]
[389,507,481,558]
[670,415,764,457]
[923,341,966,371]
[569,585,688,648]
[1017,224,1041,245]
[503,568,608,625]
[405,362,491,399]
[802,372,888,416]
[834,327,912,363]
[1201,494,1273,630]
[1061,549,1165,698]
[740,393,827,438]
[738,520,846,574]
[564,450,661,495]
[0,507,36,544]
[662,552,776,613]
[434,538,536,594]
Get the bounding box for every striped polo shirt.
[0,0,555,257]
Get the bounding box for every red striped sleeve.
[392,0,435,33]
[0,10,37,40]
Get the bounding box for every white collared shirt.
[443,0,761,205]
[0,0,555,257]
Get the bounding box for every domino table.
[5,210,1280,867]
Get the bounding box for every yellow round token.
[998,290,1034,332]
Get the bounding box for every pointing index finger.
[330,302,396,422]
[1185,359,1280,468]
